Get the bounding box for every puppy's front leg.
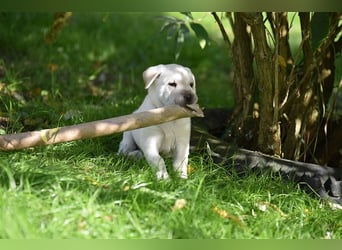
[173,140,190,179]
[133,129,170,180]
[144,151,169,180]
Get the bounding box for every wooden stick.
[0,104,204,151]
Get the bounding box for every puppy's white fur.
[118,64,198,179]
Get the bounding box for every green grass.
[1,147,341,239]
[0,12,341,239]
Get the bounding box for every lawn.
[0,12,341,239]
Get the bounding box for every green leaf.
[311,12,330,51]
[179,23,190,38]
[160,22,179,40]
[155,15,179,23]
[175,28,185,60]
[190,22,210,49]
[180,12,193,20]
[160,22,174,33]
[173,23,191,60]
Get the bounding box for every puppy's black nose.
[184,93,194,104]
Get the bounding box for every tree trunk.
[231,13,254,114]
[282,12,319,161]
[230,13,255,136]
[241,12,281,155]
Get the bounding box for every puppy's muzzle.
[176,91,198,107]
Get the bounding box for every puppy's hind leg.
[118,131,143,159]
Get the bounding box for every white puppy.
[118,64,198,180]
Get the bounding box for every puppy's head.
[143,64,198,107]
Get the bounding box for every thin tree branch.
[211,12,232,54]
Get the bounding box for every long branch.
[0,104,203,151]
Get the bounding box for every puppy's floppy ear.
[143,65,162,89]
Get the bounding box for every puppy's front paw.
[179,173,188,179]
[156,170,170,180]
[174,166,188,179]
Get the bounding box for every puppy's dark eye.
[189,82,194,88]
[168,82,177,87]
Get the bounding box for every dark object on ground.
[191,108,342,205]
